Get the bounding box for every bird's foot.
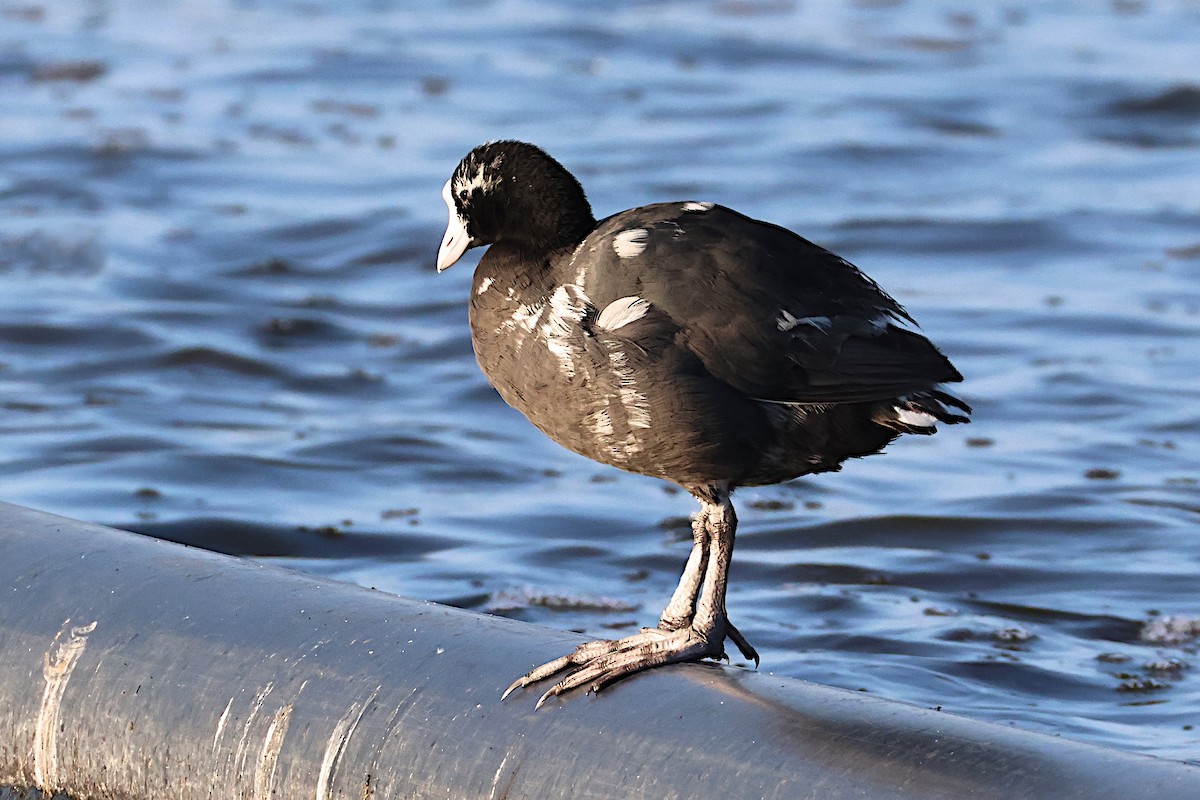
[503,620,759,709]
[658,615,759,667]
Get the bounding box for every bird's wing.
[579,203,962,404]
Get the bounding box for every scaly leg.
[502,490,759,708]
[657,507,709,631]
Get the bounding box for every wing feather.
[579,203,962,405]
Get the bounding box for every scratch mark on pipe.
[34,619,98,790]
[316,685,380,800]
[255,700,294,798]
[356,687,413,800]
[213,696,235,755]
[488,753,510,800]
[233,682,274,786]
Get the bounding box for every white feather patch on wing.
[596,296,650,332]
[612,228,649,259]
[681,201,713,212]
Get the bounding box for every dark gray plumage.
[436,141,970,707]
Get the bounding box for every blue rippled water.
[2,0,1199,759]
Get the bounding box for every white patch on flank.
[476,276,494,295]
[777,311,831,333]
[497,300,546,351]
[587,408,614,439]
[895,407,937,428]
[36,619,98,790]
[608,350,652,430]
[511,304,544,333]
[539,284,589,378]
[569,241,590,288]
[682,201,714,212]
[596,296,650,331]
[612,228,649,259]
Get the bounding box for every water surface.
[2,0,1199,759]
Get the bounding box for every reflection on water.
[2,0,1199,759]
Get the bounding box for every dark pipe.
[0,501,1196,799]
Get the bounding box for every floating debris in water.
[1097,652,1132,664]
[1109,85,1200,117]
[1144,657,1188,674]
[748,498,795,512]
[1116,676,1168,693]
[1084,468,1121,480]
[994,626,1036,649]
[31,60,107,83]
[311,99,380,118]
[1165,243,1200,260]
[1142,616,1200,646]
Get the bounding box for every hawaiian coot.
[436,141,970,708]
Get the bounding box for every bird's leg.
[689,499,758,665]
[502,490,759,709]
[657,507,710,631]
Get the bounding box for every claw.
[726,621,760,668]
[534,685,560,710]
[501,653,570,700]
[500,678,526,702]
[501,639,626,701]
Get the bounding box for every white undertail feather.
[893,407,938,428]
[879,391,971,433]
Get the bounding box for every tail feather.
[874,389,971,435]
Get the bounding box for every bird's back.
[569,202,963,406]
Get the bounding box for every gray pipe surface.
[0,501,1197,799]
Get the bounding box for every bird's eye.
[458,190,469,202]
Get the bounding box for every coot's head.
[437,141,596,272]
